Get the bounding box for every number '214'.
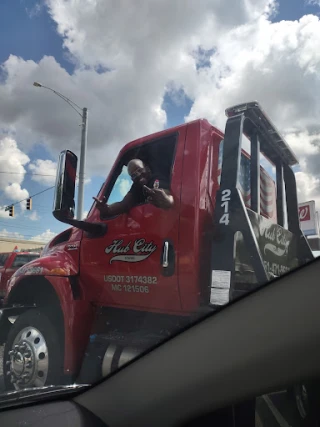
[219,189,231,225]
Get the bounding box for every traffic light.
[9,206,14,217]
[26,198,32,210]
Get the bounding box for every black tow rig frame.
[210,101,313,307]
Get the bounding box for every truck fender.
[47,276,95,376]
[5,274,94,377]
[8,252,80,280]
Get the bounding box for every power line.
[0,171,56,177]
[0,209,52,220]
[0,222,49,232]
[1,205,51,211]
[0,223,46,231]
[0,210,51,218]
[3,186,55,210]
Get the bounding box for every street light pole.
[33,82,88,220]
[77,107,88,221]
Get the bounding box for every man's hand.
[143,186,174,209]
[93,196,111,216]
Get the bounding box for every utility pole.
[77,107,88,220]
[33,82,88,220]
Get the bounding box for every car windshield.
[0,0,319,409]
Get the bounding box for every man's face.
[129,163,150,186]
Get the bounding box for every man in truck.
[93,158,174,216]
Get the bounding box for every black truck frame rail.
[210,101,313,305]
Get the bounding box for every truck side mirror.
[52,150,107,236]
[53,150,77,221]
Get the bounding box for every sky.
[0,0,320,243]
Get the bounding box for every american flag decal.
[217,141,277,222]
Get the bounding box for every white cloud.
[184,15,320,130]
[76,177,91,186]
[0,228,24,240]
[0,54,164,176]
[28,210,40,221]
[19,200,27,213]
[0,0,320,215]
[82,210,88,219]
[285,131,319,163]
[0,137,29,186]
[47,0,275,69]
[296,170,320,199]
[0,0,276,177]
[178,14,320,210]
[4,183,29,202]
[0,137,29,203]
[0,227,55,243]
[28,159,57,186]
[0,206,13,219]
[30,229,57,243]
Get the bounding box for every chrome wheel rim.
[6,327,49,390]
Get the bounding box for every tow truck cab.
[1,101,313,386]
[46,101,312,313]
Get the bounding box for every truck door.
[81,129,186,312]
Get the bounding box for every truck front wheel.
[3,309,64,391]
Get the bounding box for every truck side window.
[107,166,131,204]
[218,139,277,222]
[101,133,177,214]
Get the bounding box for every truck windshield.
[107,166,131,205]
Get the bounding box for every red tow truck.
[0,251,39,305]
[0,102,313,390]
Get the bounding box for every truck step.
[76,332,159,385]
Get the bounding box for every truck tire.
[3,309,65,391]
